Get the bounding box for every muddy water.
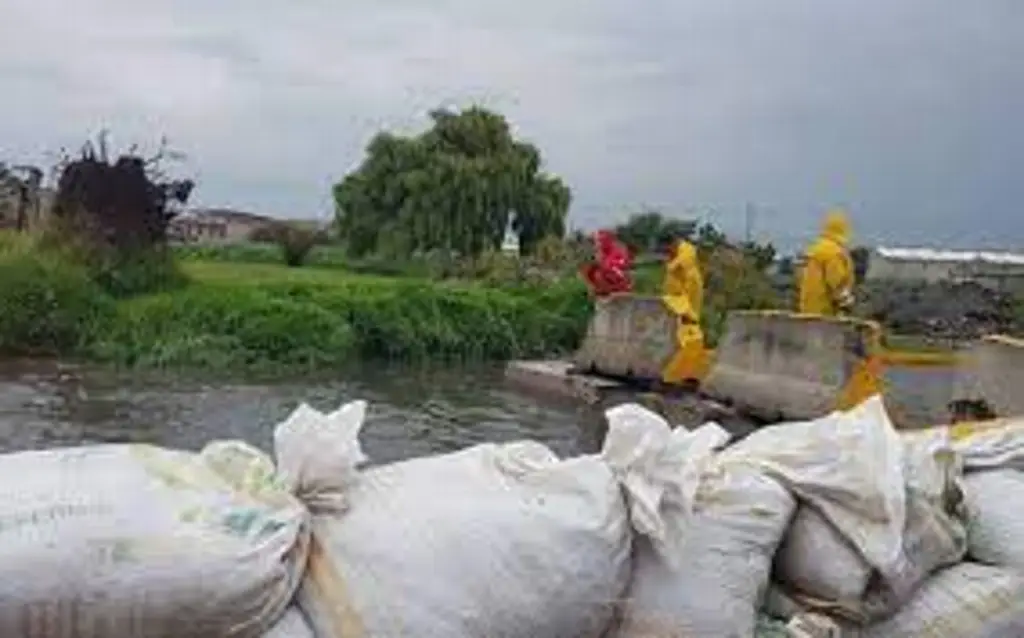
[0,360,955,461]
[0,360,603,462]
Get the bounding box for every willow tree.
[334,106,572,258]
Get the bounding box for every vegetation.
[0,234,592,370]
[334,106,571,259]
[3,109,1014,374]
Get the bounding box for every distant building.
[169,208,277,244]
[867,246,1024,292]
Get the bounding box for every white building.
[867,246,1024,291]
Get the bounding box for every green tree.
[740,241,777,272]
[614,209,696,255]
[334,106,572,259]
[694,221,728,251]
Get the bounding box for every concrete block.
[505,359,621,403]
[951,335,1024,418]
[572,294,677,381]
[702,311,883,422]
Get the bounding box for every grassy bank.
[0,236,591,371]
[4,234,977,374]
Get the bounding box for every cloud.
[0,0,1020,250]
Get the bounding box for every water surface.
[0,360,601,462]
[0,360,956,461]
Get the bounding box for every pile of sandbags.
[602,396,1024,637]
[746,402,1024,637]
[9,390,1024,638]
[0,395,712,638]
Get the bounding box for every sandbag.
[938,418,1024,570]
[740,396,967,623]
[964,469,1024,569]
[766,564,1024,637]
[263,607,315,638]
[609,406,795,638]
[297,402,677,638]
[852,563,1024,637]
[0,401,362,638]
[949,417,1024,471]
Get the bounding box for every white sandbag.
[263,607,315,638]
[964,468,1024,569]
[766,565,1024,638]
[610,407,795,638]
[852,563,1024,637]
[773,506,873,604]
[298,402,681,638]
[949,418,1024,471]
[743,396,967,623]
[0,400,365,638]
[738,396,908,573]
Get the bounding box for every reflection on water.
[884,366,957,429]
[0,359,957,461]
[0,360,602,462]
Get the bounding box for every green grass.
[174,242,350,268]
[179,260,398,286]
[0,233,592,372]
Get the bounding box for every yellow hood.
[821,209,851,246]
[674,240,698,268]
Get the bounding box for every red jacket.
[582,231,632,296]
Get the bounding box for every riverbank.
[2,234,968,373]
[0,241,591,371]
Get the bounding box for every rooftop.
[876,246,1024,266]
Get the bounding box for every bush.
[90,285,356,370]
[87,274,591,368]
[37,217,187,298]
[702,246,778,344]
[0,250,112,356]
[276,226,318,267]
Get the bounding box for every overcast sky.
[1,0,1021,251]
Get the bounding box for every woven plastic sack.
[743,397,967,623]
[964,469,1024,569]
[765,564,1024,638]
[853,563,1024,637]
[949,417,1024,471]
[297,402,687,638]
[0,400,366,638]
[610,405,796,638]
[934,419,1024,571]
[263,607,315,638]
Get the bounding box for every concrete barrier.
[505,360,622,404]
[572,294,678,381]
[951,335,1024,418]
[701,311,883,422]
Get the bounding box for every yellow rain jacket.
[661,241,708,384]
[662,240,703,321]
[798,211,856,316]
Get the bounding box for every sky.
[1,1,1021,252]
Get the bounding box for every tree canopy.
[52,133,194,250]
[333,106,571,258]
[613,209,696,255]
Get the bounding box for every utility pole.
[744,203,754,243]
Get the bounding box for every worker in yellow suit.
[660,240,708,385]
[798,209,884,409]
[798,209,856,316]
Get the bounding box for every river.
[0,359,956,460]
